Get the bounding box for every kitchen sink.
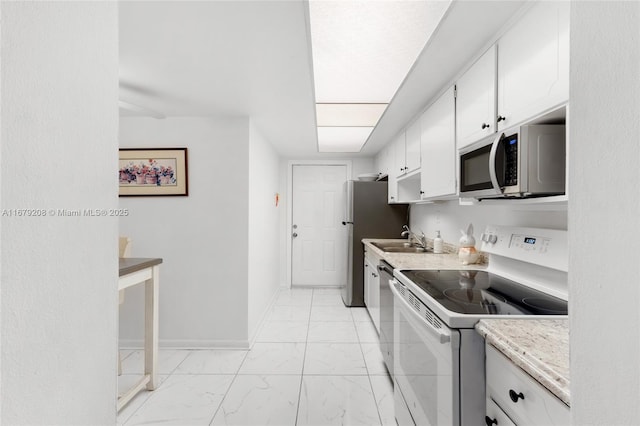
[371,241,428,253]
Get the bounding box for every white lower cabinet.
[485,344,569,425]
[485,398,516,426]
[363,248,381,333]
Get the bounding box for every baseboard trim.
[120,287,285,351]
[119,339,250,350]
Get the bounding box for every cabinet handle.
[372,273,378,278]
[419,191,424,195]
[497,115,506,123]
[485,416,498,426]
[509,389,524,403]
[481,123,490,129]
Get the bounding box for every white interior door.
[291,165,347,287]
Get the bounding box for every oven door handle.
[488,132,504,195]
[389,279,452,344]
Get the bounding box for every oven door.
[391,279,461,425]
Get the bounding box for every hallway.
[117,288,394,425]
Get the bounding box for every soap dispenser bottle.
[433,231,443,254]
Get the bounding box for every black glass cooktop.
[400,269,567,316]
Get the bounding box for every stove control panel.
[480,225,567,272]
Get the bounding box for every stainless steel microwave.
[459,124,566,198]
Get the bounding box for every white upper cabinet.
[388,171,399,203]
[497,1,569,131]
[375,143,393,177]
[393,132,407,178]
[456,45,497,149]
[393,123,420,178]
[420,86,456,200]
[404,120,421,173]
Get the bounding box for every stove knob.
[489,235,498,244]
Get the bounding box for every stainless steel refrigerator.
[341,180,408,307]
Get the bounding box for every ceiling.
[120,1,525,159]
[119,0,320,157]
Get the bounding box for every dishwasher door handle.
[378,263,393,275]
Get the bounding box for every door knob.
[292,233,298,238]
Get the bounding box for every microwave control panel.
[481,225,568,272]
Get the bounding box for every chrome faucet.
[401,225,427,249]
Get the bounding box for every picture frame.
[119,148,188,196]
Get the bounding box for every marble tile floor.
[117,287,395,426]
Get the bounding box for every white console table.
[117,257,162,412]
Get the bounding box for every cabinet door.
[486,398,516,426]
[370,265,380,333]
[420,86,457,199]
[388,172,399,203]
[394,132,406,177]
[405,119,421,173]
[376,146,386,177]
[497,1,569,130]
[363,258,371,308]
[456,45,497,149]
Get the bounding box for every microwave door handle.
[488,132,504,194]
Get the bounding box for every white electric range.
[391,225,568,426]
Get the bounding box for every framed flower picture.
[119,148,188,196]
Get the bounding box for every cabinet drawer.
[486,398,516,426]
[486,344,569,425]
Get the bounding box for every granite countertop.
[362,238,487,270]
[476,319,570,406]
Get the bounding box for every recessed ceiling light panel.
[309,0,450,103]
[316,103,387,127]
[309,0,451,152]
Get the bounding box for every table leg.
[144,265,159,390]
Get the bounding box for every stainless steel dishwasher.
[378,260,394,378]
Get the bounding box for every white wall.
[569,2,640,424]
[410,201,567,247]
[119,117,251,347]
[351,157,376,178]
[247,122,281,340]
[1,2,118,423]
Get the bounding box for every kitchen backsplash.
[410,200,567,255]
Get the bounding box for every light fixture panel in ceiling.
[316,103,387,127]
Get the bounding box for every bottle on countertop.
[433,230,443,254]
